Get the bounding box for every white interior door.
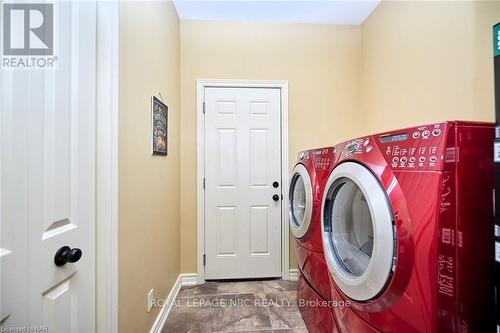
[1,1,96,331]
[204,87,282,279]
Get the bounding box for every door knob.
[54,246,82,266]
[273,181,279,188]
[272,194,280,201]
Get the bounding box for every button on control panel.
[432,129,441,137]
[380,123,447,170]
[310,147,334,169]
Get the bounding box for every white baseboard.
[149,273,199,333]
[288,269,299,281]
[180,273,198,286]
[149,275,182,333]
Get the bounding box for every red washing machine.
[289,147,338,333]
[320,121,496,333]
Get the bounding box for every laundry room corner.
[117,1,181,333]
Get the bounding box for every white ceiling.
[173,1,380,25]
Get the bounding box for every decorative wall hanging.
[151,95,168,155]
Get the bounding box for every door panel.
[250,206,270,254]
[250,129,269,186]
[204,87,281,279]
[217,129,236,187]
[1,1,96,330]
[42,275,77,332]
[216,206,237,255]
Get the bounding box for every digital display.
[379,133,408,143]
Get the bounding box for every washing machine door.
[289,163,313,239]
[321,162,395,302]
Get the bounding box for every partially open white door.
[204,87,282,280]
[1,2,96,331]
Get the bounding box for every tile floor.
[161,279,308,333]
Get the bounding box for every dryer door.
[321,162,395,301]
[289,163,313,239]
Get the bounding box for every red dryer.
[289,147,338,333]
[320,121,495,332]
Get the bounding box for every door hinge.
[203,178,206,189]
[203,254,206,266]
[202,101,206,114]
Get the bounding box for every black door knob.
[273,181,279,188]
[54,246,82,266]
[273,194,280,201]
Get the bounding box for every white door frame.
[96,1,119,332]
[196,79,289,284]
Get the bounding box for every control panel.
[376,122,449,171]
[299,147,334,170]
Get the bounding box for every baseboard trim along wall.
[149,275,179,333]
[149,273,200,333]
[180,273,198,286]
[288,269,299,281]
[149,270,299,332]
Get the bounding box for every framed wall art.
[151,95,168,155]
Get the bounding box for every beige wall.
[179,21,362,272]
[360,1,500,134]
[118,1,180,332]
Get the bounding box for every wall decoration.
[151,95,168,155]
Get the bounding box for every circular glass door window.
[290,174,306,227]
[322,162,395,301]
[289,164,313,239]
[329,179,374,277]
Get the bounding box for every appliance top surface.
[295,121,493,172]
[334,120,493,172]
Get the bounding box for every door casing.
[196,80,289,283]
[95,2,119,332]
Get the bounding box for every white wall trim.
[180,273,198,286]
[149,273,198,333]
[288,269,299,282]
[95,1,119,333]
[149,275,182,333]
[196,79,290,284]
